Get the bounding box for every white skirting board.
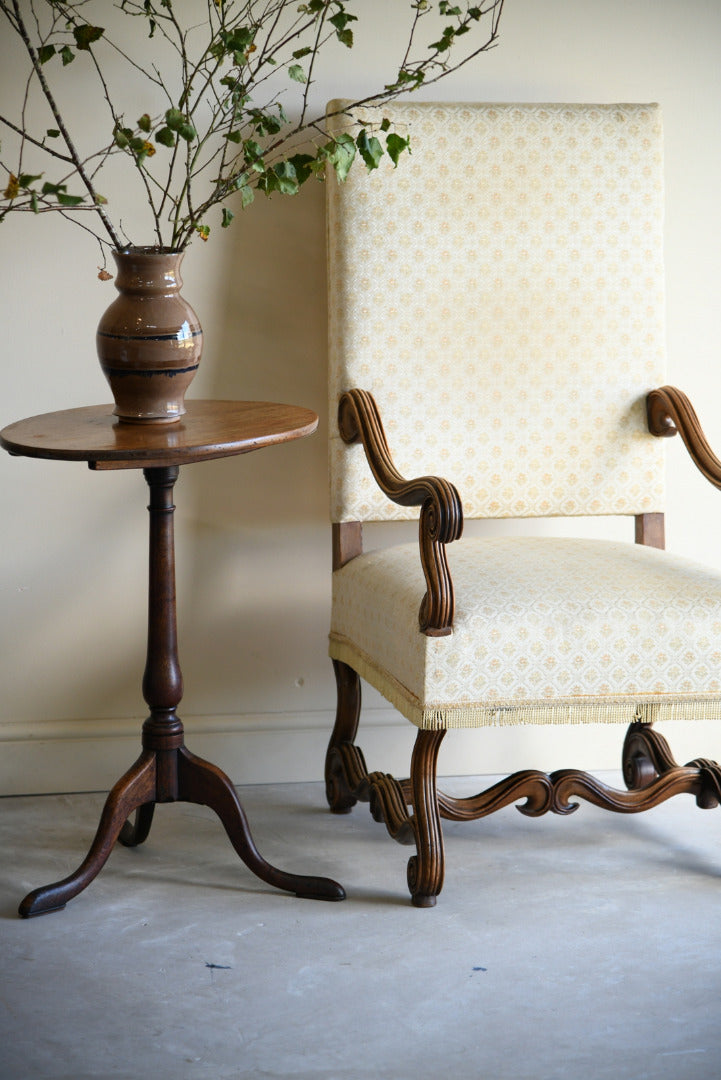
[1,711,718,797]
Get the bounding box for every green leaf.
[56,192,85,206]
[221,207,234,228]
[431,26,456,52]
[162,106,194,141]
[46,128,61,138]
[225,130,242,144]
[60,45,75,65]
[276,161,300,195]
[330,11,358,31]
[41,181,66,195]
[73,24,105,51]
[288,153,315,186]
[356,130,383,171]
[288,64,306,83]
[326,133,356,183]
[247,108,283,136]
[292,46,312,59]
[137,113,152,133]
[154,127,175,148]
[164,108,185,132]
[240,184,254,209]
[243,139,264,166]
[38,44,56,64]
[18,173,43,189]
[390,67,424,88]
[386,132,410,167]
[330,11,356,48]
[260,162,299,197]
[220,26,256,53]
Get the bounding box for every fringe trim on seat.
[328,634,721,731]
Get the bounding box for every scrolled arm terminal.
[647,385,721,490]
[338,389,463,635]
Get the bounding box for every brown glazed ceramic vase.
[96,247,203,424]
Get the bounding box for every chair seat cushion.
[329,537,721,729]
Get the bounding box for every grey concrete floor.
[1,775,720,1080]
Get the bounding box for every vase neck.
[112,248,185,294]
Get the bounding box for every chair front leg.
[408,728,446,907]
[325,659,363,813]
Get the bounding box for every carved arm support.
[647,385,721,489]
[337,389,463,636]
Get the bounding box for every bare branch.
[1,0,506,251]
[0,114,75,164]
[6,0,123,248]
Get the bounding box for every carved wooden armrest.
[647,386,721,489]
[338,389,463,637]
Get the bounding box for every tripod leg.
[177,747,345,901]
[118,802,156,847]
[19,751,157,918]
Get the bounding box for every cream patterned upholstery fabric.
[327,102,666,523]
[329,538,721,729]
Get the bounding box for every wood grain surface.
[0,399,318,470]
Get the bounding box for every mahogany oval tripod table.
[1,401,346,916]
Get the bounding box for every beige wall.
[2,0,721,795]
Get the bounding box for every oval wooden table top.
[0,400,318,470]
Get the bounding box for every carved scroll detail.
[686,759,721,809]
[647,386,721,489]
[337,389,463,635]
[368,772,416,846]
[328,746,417,846]
[332,725,721,831]
[435,761,705,820]
[622,721,677,790]
[621,721,721,810]
[547,767,702,815]
[327,717,721,905]
[437,771,555,820]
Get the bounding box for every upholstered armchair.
[324,101,721,906]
